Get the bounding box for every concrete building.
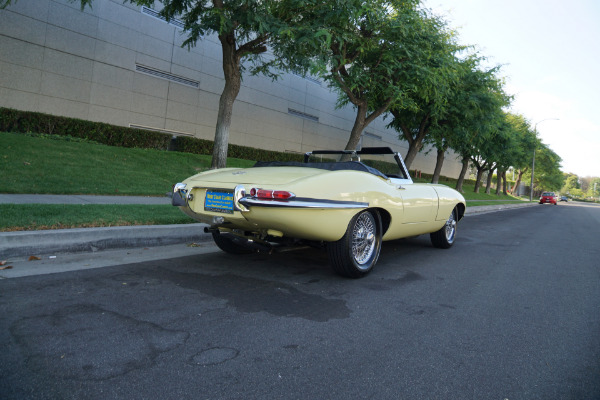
[0,0,463,176]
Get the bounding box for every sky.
[423,0,600,178]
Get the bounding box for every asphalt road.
[1,202,599,400]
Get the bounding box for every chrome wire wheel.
[351,212,377,267]
[444,210,457,244]
[327,210,382,278]
[430,207,458,249]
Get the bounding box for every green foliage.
[0,107,172,150]
[0,131,250,195]
[125,0,294,75]
[0,109,305,173]
[174,136,304,162]
[532,144,564,192]
[561,174,600,200]
[0,204,193,231]
[273,0,450,150]
[562,173,580,193]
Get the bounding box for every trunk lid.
[188,166,328,185]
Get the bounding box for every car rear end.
[171,166,376,242]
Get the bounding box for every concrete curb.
[0,223,210,259]
[465,202,537,215]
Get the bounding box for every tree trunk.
[502,170,508,195]
[402,124,428,169]
[211,33,242,169]
[344,102,368,152]
[431,148,445,184]
[474,167,485,193]
[485,167,495,194]
[455,158,469,193]
[396,112,430,170]
[513,168,526,196]
[495,168,505,195]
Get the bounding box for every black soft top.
[252,161,388,180]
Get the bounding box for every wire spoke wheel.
[444,211,457,243]
[430,208,458,249]
[327,210,382,278]
[351,212,377,265]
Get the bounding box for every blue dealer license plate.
[204,190,234,214]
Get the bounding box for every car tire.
[211,230,254,255]
[430,208,458,249]
[327,210,382,278]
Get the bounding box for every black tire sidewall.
[430,208,457,249]
[328,210,382,278]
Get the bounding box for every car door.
[390,179,437,223]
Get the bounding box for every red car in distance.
[539,192,558,205]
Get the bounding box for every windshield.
[305,147,410,180]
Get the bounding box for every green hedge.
[0,107,172,150]
[173,135,304,162]
[2,107,495,184]
[0,107,305,162]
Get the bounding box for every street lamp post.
[530,118,559,202]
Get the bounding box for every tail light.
[250,188,295,200]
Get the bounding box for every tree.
[530,144,564,195]
[428,55,509,185]
[133,0,302,168]
[385,17,460,169]
[276,0,457,156]
[506,114,537,196]
[491,113,530,196]
[561,173,580,194]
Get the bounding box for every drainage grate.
[135,64,199,88]
[141,6,185,30]
[288,108,319,122]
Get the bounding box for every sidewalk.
[0,195,536,259]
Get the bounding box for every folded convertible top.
[252,161,388,179]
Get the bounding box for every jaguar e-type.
[172,147,466,278]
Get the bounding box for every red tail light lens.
[250,188,294,200]
[272,191,293,199]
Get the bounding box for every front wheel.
[430,208,458,249]
[327,210,382,278]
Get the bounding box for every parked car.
[539,192,558,205]
[560,196,568,202]
[172,147,466,278]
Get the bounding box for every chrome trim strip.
[239,197,368,209]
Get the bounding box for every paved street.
[1,202,599,399]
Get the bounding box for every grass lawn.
[0,132,254,195]
[0,204,191,232]
[0,131,528,230]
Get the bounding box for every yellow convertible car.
[172,147,465,278]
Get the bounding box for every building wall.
[0,0,464,177]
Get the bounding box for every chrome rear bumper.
[173,182,368,210]
[172,183,188,206]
